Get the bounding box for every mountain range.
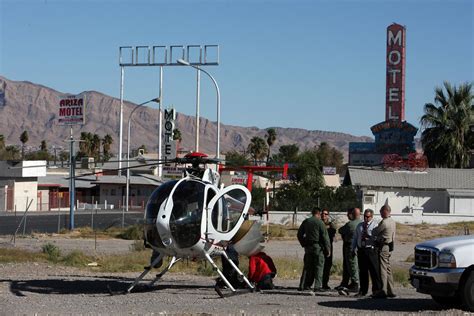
[0,76,373,161]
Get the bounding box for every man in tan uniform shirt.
[373,204,396,298]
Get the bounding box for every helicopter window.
[169,180,206,248]
[211,188,247,233]
[145,180,177,225]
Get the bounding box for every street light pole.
[126,98,160,213]
[177,59,221,159]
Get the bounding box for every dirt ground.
[0,236,469,315]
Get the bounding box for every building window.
[364,195,374,204]
[111,189,116,196]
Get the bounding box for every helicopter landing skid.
[108,252,167,295]
[205,252,255,298]
[148,256,180,287]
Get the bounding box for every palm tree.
[91,134,101,159]
[40,140,47,152]
[102,134,113,161]
[0,134,5,151]
[20,130,29,159]
[247,136,268,165]
[265,128,277,164]
[173,128,182,155]
[420,81,473,168]
[79,132,93,157]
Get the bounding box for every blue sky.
[1,0,472,137]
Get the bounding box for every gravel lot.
[0,236,469,315]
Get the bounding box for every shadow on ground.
[0,277,212,296]
[318,298,457,313]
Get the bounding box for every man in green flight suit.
[336,207,362,293]
[297,208,331,292]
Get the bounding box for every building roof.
[346,167,474,190]
[91,175,163,186]
[38,175,97,189]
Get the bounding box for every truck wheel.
[431,295,461,307]
[461,272,474,312]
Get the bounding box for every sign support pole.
[69,127,75,230]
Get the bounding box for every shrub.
[62,250,89,267]
[196,261,215,276]
[330,259,343,276]
[41,243,61,262]
[393,267,409,287]
[119,225,143,240]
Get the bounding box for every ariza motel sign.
[58,95,85,126]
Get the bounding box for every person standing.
[351,209,383,298]
[336,207,361,293]
[373,204,396,298]
[297,208,331,292]
[321,208,336,290]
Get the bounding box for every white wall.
[449,195,474,216]
[13,180,38,212]
[362,189,449,215]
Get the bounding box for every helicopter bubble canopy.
[149,176,252,256]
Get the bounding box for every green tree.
[40,140,47,152]
[247,136,268,165]
[0,145,20,160]
[318,186,359,213]
[420,81,473,168]
[250,187,267,214]
[274,149,324,212]
[273,144,300,164]
[0,134,5,151]
[224,150,249,167]
[78,132,93,158]
[59,150,69,162]
[91,134,101,160]
[172,128,182,142]
[102,134,113,161]
[20,130,29,159]
[173,128,182,155]
[265,128,277,164]
[315,142,344,173]
[25,150,52,161]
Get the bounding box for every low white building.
[344,166,474,224]
[0,160,46,212]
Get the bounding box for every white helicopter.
[117,151,265,297]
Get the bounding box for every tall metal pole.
[197,67,220,159]
[176,60,220,159]
[69,127,75,230]
[158,66,163,178]
[126,98,160,212]
[195,67,201,152]
[118,66,125,175]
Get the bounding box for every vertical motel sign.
[385,23,406,122]
[164,108,176,161]
[58,95,85,126]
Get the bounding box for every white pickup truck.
[409,235,474,311]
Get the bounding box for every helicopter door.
[205,185,251,241]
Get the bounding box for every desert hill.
[0,76,373,160]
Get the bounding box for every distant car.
[409,235,474,311]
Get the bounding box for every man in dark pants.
[321,208,336,290]
[297,208,330,292]
[373,204,396,298]
[336,207,361,293]
[351,209,383,298]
